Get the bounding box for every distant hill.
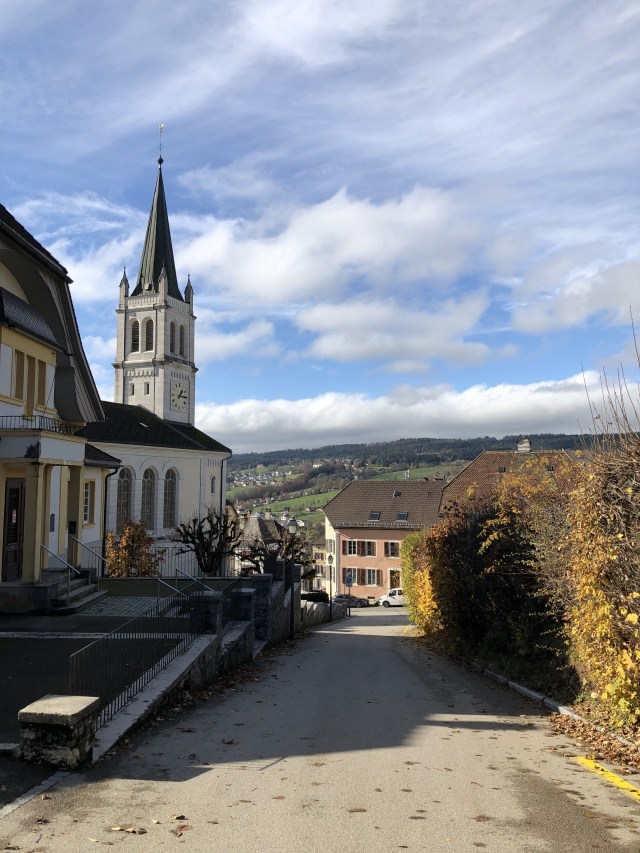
[228,433,584,471]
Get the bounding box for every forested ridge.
[228,433,583,471]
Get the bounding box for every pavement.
[0,596,166,810]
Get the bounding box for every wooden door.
[3,478,25,581]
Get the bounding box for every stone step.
[52,587,109,615]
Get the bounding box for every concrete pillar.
[22,464,45,583]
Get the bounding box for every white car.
[378,588,404,607]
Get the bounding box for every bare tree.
[172,506,240,576]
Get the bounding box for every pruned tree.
[172,506,240,576]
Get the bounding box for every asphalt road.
[1,609,639,851]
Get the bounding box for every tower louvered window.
[170,321,176,353]
[144,318,154,351]
[131,321,140,352]
[179,325,185,356]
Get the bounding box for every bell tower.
[113,158,196,424]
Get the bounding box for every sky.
[1,0,639,453]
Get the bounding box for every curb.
[481,667,638,751]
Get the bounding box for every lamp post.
[287,516,298,640]
[326,553,333,622]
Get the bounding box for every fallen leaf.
[221,738,237,745]
[473,815,492,822]
[170,814,187,821]
[125,827,147,834]
[348,808,367,813]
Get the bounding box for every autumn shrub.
[563,422,640,727]
[105,521,164,577]
[404,456,579,697]
[401,531,440,633]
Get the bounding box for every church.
[78,158,232,571]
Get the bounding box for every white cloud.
[196,372,598,453]
[513,259,640,334]
[297,293,491,364]
[196,319,279,363]
[181,186,482,305]
[83,336,117,361]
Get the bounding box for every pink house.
[323,479,445,603]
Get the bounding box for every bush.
[105,521,164,577]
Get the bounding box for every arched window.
[169,321,176,353]
[116,468,132,533]
[163,469,177,528]
[179,325,185,356]
[144,318,154,351]
[210,475,216,495]
[131,321,140,353]
[141,468,156,529]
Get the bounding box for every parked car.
[378,588,404,607]
[333,593,370,608]
[301,591,329,603]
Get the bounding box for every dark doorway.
[3,478,25,581]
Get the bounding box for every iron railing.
[68,591,207,728]
[70,536,107,575]
[0,414,75,435]
[41,545,82,605]
[81,542,201,577]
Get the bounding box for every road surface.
[1,608,639,851]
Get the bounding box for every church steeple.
[113,154,197,425]
[131,160,184,301]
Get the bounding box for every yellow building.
[0,202,117,612]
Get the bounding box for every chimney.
[517,437,531,454]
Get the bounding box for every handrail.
[156,576,185,605]
[41,545,82,605]
[69,536,107,569]
[174,565,209,592]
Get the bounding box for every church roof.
[130,164,184,301]
[77,401,231,454]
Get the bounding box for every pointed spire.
[119,266,129,293]
[131,163,184,301]
[184,273,193,303]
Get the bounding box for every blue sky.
[2,0,639,452]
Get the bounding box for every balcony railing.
[0,414,75,435]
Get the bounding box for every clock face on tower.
[170,380,188,412]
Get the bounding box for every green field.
[252,490,340,516]
[371,463,465,481]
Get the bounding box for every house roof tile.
[323,479,445,530]
[442,449,574,509]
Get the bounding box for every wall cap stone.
[18,695,100,726]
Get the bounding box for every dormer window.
[397,512,408,522]
[369,511,380,521]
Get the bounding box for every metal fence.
[0,414,75,434]
[80,542,202,578]
[68,590,206,728]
